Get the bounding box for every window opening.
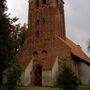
[36,0,39,7]
[37,20,39,25]
[43,18,45,23]
[36,31,40,38]
[43,0,46,4]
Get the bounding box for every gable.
[66,38,90,64]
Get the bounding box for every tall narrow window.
[37,20,39,25]
[36,0,39,7]
[43,18,45,23]
[57,0,58,8]
[36,31,40,38]
[43,0,46,4]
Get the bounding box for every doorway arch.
[34,64,42,86]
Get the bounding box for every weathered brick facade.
[17,0,90,86]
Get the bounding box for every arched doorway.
[34,64,42,86]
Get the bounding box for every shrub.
[7,60,21,90]
[57,65,79,90]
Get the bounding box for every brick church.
[17,0,90,86]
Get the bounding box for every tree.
[0,1,25,89]
[0,0,20,86]
[57,65,78,90]
[18,23,28,46]
[10,23,28,52]
[7,59,21,90]
[0,0,7,19]
[0,0,11,85]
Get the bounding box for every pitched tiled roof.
[42,36,90,70]
[66,38,90,64]
[56,35,90,64]
[17,35,70,70]
[17,35,90,71]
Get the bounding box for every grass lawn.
[78,85,90,90]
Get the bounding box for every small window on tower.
[56,0,58,7]
[36,0,39,7]
[42,50,47,54]
[37,20,39,25]
[36,31,40,38]
[43,0,46,4]
[43,18,45,23]
[33,51,38,57]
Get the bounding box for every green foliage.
[0,85,7,90]
[0,0,12,85]
[10,23,28,53]
[19,23,28,45]
[0,0,21,86]
[57,65,79,90]
[0,1,23,89]
[7,59,21,90]
[0,0,7,17]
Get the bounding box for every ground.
[0,85,90,90]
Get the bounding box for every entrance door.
[34,64,42,86]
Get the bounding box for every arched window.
[33,51,38,57]
[42,50,47,54]
[36,0,39,7]
[42,50,47,58]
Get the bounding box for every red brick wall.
[17,0,78,83]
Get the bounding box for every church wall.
[79,62,90,85]
[52,56,59,86]
[42,70,52,86]
[21,59,33,86]
[42,56,61,86]
[70,59,79,77]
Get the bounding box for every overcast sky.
[7,0,90,56]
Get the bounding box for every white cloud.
[7,0,28,24]
[64,0,90,56]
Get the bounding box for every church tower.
[17,0,90,86]
[27,0,67,85]
[17,0,71,86]
[28,0,66,40]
